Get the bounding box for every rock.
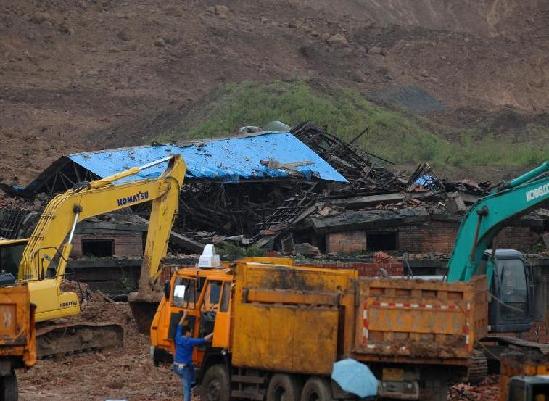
[117,30,130,41]
[164,37,178,45]
[154,38,166,47]
[420,69,429,78]
[212,5,230,18]
[326,33,348,46]
[58,22,74,35]
[288,22,297,29]
[29,11,51,25]
[369,46,385,55]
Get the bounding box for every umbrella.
[331,359,378,398]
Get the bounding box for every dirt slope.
[0,0,548,184]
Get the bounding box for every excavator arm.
[447,161,548,283]
[18,155,185,321]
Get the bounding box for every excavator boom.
[447,161,548,284]
[10,155,185,357]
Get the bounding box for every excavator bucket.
[128,287,164,334]
[128,298,160,335]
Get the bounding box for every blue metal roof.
[68,132,347,183]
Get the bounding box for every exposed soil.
[1,0,548,184]
[19,299,182,401]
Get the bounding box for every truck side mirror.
[164,280,170,299]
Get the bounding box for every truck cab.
[485,249,533,333]
[150,264,234,368]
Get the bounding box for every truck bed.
[353,276,487,365]
[230,261,487,373]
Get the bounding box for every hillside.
[1,0,548,184]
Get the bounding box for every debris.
[208,5,230,19]
[447,192,467,214]
[326,33,349,46]
[1,122,545,263]
[293,242,321,257]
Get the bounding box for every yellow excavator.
[0,155,185,357]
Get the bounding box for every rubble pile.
[4,122,546,259]
[165,123,502,254]
[449,376,499,401]
[291,122,407,194]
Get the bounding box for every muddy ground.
[19,300,182,401]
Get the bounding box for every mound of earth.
[1,0,548,184]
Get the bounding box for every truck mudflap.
[353,276,488,364]
[36,322,123,358]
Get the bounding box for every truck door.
[170,276,198,339]
[200,280,231,348]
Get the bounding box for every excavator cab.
[0,239,27,279]
[486,249,533,333]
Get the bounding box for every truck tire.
[300,377,332,401]
[420,377,448,401]
[200,364,230,401]
[0,374,17,401]
[267,374,302,401]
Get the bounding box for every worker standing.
[174,313,213,401]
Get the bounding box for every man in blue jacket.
[174,313,213,401]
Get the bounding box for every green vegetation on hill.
[158,81,548,168]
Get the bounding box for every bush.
[157,80,549,169]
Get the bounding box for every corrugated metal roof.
[68,132,347,183]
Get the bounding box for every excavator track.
[467,350,488,384]
[36,322,123,358]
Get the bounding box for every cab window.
[220,282,231,312]
[203,281,222,311]
[172,277,197,308]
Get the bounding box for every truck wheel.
[300,377,332,401]
[267,374,301,401]
[0,374,17,401]
[200,364,230,401]
[420,379,448,401]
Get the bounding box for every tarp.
[69,132,347,183]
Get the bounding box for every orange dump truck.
[0,282,36,401]
[151,258,487,401]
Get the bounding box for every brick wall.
[326,230,366,254]
[494,226,541,251]
[399,221,458,254]
[296,260,404,276]
[71,233,143,258]
[325,221,543,255]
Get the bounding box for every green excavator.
[446,161,548,333]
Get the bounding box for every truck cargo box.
[353,276,488,365]
[0,283,36,368]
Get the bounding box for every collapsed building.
[0,124,547,311]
